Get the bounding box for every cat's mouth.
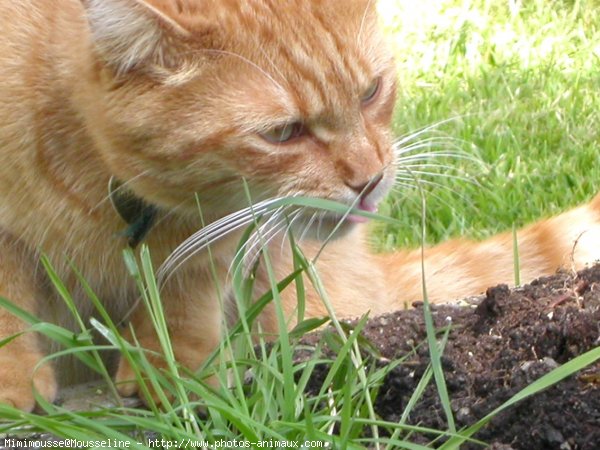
[289,197,381,241]
[312,175,388,229]
[343,171,390,223]
[346,198,378,224]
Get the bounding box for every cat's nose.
[347,173,383,198]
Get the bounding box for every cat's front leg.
[114,283,224,405]
[0,235,57,411]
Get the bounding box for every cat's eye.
[361,77,381,104]
[259,121,305,143]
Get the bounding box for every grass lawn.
[1,1,600,449]
[375,0,600,249]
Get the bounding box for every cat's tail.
[377,193,600,306]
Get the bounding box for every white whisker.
[298,211,319,242]
[392,116,469,147]
[396,169,478,185]
[314,211,328,242]
[241,206,289,266]
[279,209,304,254]
[395,150,480,165]
[392,175,474,207]
[396,162,469,172]
[157,198,284,283]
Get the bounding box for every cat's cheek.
[176,130,240,161]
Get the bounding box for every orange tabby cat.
[1,0,599,411]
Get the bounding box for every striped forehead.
[224,1,376,119]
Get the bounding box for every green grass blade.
[0,296,41,325]
[512,223,521,286]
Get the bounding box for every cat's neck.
[20,3,112,220]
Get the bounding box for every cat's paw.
[114,343,218,407]
[0,354,57,411]
[114,351,176,407]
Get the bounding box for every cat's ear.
[80,0,213,73]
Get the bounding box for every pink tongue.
[347,200,377,223]
[359,199,377,213]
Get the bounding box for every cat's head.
[79,0,397,236]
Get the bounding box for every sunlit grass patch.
[375,0,600,248]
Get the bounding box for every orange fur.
[1,0,599,410]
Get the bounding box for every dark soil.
[303,264,600,449]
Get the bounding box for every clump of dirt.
[304,264,600,449]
